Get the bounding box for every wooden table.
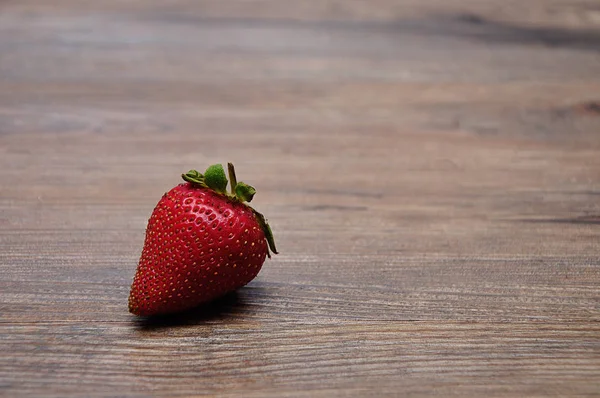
[2,1,599,396]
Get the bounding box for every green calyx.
[235,182,256,202]
[204,164,228,194]
[181,163,278,256]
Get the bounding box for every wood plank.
[1,0,599,396]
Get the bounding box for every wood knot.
[572,101,600,117]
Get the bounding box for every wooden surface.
[1,1,600,396]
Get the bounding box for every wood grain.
[1,0,599,396]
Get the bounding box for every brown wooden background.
[1,0,599,396]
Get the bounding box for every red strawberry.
[128,163,277,316]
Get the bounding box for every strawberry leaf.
[235,182,256,202]
[204,164,228,194]
[252,209,278,257]
[182,170,206,186]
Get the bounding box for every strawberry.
[128,163,277,316]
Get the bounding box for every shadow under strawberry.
[132,291,249,330]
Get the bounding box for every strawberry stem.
[227,162,238,195]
